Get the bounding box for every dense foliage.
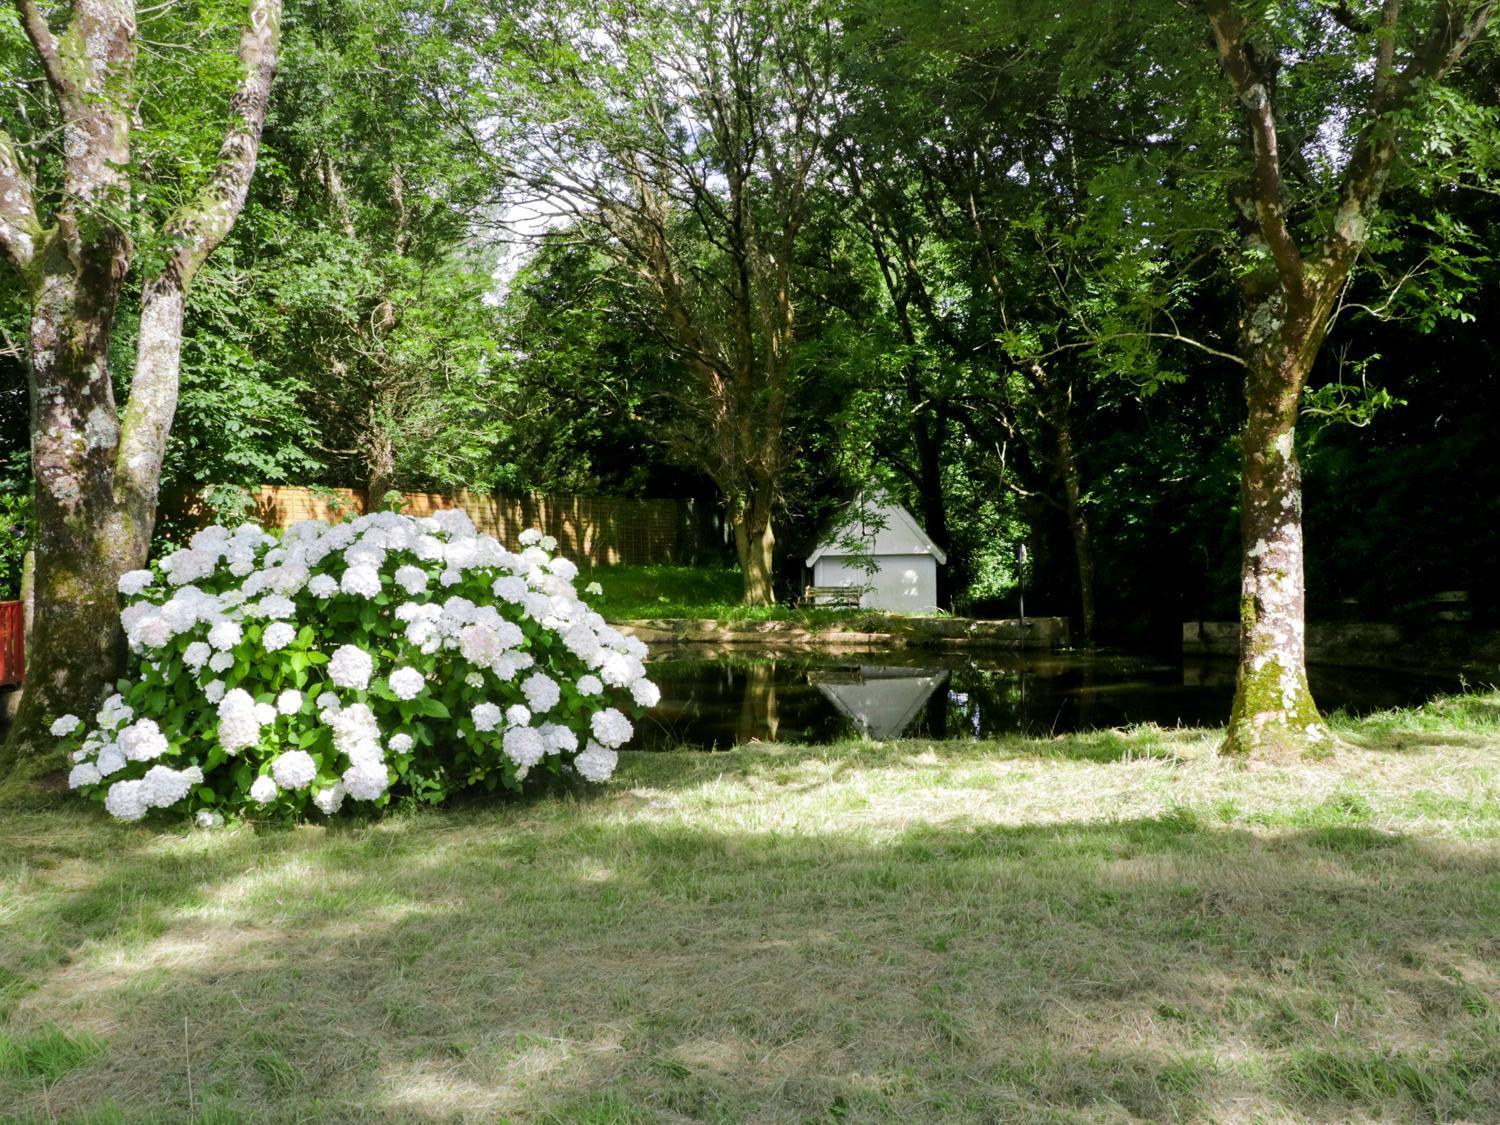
[2,0,1496,640]
[54,511,657,821]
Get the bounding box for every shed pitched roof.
[805,495,948,566]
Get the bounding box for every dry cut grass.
[1,691,1499,1122]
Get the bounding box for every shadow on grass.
[3,788,1499,1122]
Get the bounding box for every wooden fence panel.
[246,487,719,567]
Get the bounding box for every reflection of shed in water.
[812,666,950,739]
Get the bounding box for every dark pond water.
[636,649,1463,751]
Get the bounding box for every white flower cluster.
[59,509,656,821]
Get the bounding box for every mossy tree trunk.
[1203,0,1493,757]
[0,0,281,781]
[1224,315,1327,756]
[732,489,777,607]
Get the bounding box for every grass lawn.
[3,693,1500,1122]
[577,564,902,627]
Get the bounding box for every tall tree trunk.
[910,394,951,609]
[1202,0,1493,760]
[8,248,134,775]
[1223,345,1326,756]
[0,0,281,779]
[1053,410,1096,643]
[733,492,776,606]
[112,278,188,564]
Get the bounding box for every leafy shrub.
[0,489,30,601]
[53,509,659,821]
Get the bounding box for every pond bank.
[616,614,1070,650]
[1184,620,1500,677]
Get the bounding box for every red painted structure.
[0,599,23,686]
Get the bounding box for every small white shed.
[805,495,947,613]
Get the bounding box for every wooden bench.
[798,585,862,609]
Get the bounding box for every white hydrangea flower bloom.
[329,703,382,764]
[540,723,578,754]
[342,760,389,801]
[630,679,662,708]
[118,569,154,596]
[492,575,527,603]
[341,564,382,598]
[590,708,633,749]
[471,702,502,732]
[68,762,101,789]
[389,732,414,754]
[577,674,603,696]
[209,650,234,673]
[218,689,262,754]
[314,781,346,816]
[140,764,197,809]
[50,714,81,737]
[388,667,425,701]
[394,565,428,595]
[208,620,243,651]
[271,750,317,790]
[308,574,339,598]
[182,641,212,671]
[276,689,303,716]
[503,727,546,769]
[204,679,227,704]
[263,621,296,652]
[250,775,279,804]
[574,741,618,783]
[328,645,374,691]
[255,594,296,619]
[105,779,151,820]
[119,718,169,762]
[521,672,561,713]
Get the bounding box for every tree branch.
[1204,0,1306,294]
[13,0,75,112]
[116,0,282,508]
[0,127,40,271]
[1320,0,1495,279]
[150,0,282,287]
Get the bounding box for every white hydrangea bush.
[53,510,660,821]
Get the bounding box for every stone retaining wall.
[619,616,1070,651]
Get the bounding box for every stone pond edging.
[1182,620,1500,676]
[615,615,1071,651]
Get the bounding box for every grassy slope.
[578,564,913,626]
[1,694,1499,1122]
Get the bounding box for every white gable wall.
[812,553,939,613]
